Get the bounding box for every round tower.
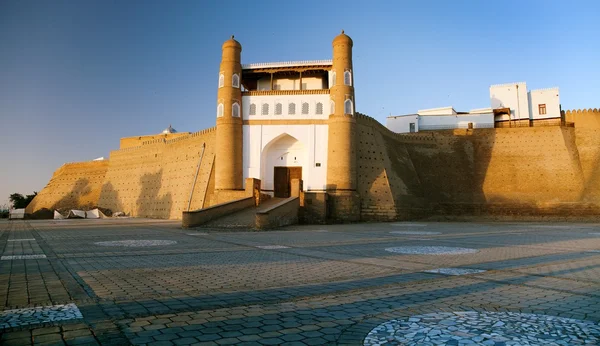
[215,36,243,191]
[327,31,359,220]
[327,30,357,191]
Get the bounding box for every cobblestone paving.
[0,303,83,329]
[363,311,600,345]
[1,219,600,345]
[423,268,487,276]
[385,246,480,255]
[389,230,441,235]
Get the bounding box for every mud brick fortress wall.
[27,160,110,213]
[28,128,217,219]
[25,29,600,222]
[355,111,600,220]
[28,109,600,221]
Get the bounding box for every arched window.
[330,100,335,115]
[261,103,269,115]
[249,103,256,116]
[288,103,296,115]
[275,103,282,115]
[316,102,323,115]
[232,102,240,117]
[301,102,309,115]
[344,99,353,115]
[331,71,336,87]
[344,70,352,86]
[232,74,240,88]
[218,73,224,88]
[217,103,224,117]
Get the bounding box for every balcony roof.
[242,60,332,70]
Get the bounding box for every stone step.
[200,197,286,229]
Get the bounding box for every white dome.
[162,124,177,134]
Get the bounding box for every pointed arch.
[232,102,240,117]
[218,73,224,88]
[344,70,352,86]
[301,102,309,115]
[344,99,353,115]
[217,103,224,117]
[232,73,240,88]
[316,102,323,115]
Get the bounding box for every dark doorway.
[274,166,302,198]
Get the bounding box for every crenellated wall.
[98,127,217,219]
[563,108,600,128]
[356,111,600,219]
[30,108,600,221]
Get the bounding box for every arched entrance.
[261,134,306,198]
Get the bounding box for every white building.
[386,106,494,133]
[490,82,560,123]
[240,60,333,194]
[387,82,560,133]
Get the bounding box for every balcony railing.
[242,89,330,96]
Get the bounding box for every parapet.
[490,82,527,89]
[562,108,600,128]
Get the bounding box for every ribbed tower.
[327,31,359,220]
[215,36,243,191]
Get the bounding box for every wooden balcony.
[242,89,330,96]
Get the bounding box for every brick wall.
[356,113,600,219]
[31,113,600,222]
[26,160,109,213]
[31,128,217,219]
[98,128,216,219]
[563,108,600,128]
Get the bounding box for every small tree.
[9,192,37,209]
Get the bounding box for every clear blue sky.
[1,0,599,207]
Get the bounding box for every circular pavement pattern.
[389,231,441,235]
[385,246,478,255]
[363,311,600,345]
[94,240,177,247]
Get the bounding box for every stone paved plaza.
[1,219,600,345]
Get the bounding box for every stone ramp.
[201,198,285,229]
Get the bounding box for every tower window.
[344,70,352,86]
[218,73,224,88]
[288,103,296,115]
[539,104,547,115]
[249,103,256,116]
[330,100,335,115]
[275,103,282,115]
[261,103,269,115]
[344,99,353,115]
[316,102,323,115]
[331,71,336,87]
[302,102,309,115]
[217,103,224,117]
[232,102,240,117]
[232,74,240,88]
